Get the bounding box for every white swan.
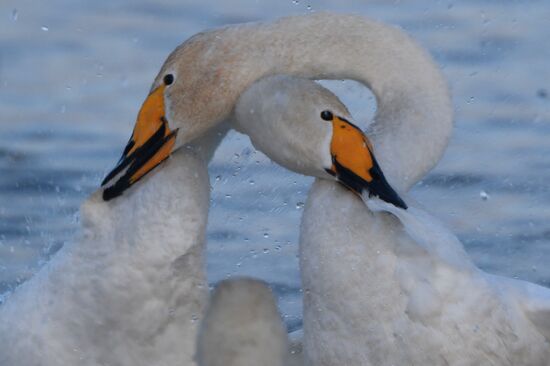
[196,278,289,366]
[235,74,550,365]
[0,146,216,366]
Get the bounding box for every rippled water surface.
[1,0,550,327]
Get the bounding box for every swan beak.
[325,116,407,210]
[101,84,178,201]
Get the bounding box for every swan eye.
[320,110,333,121]
[163,74,174,86]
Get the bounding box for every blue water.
[1,0,550,326]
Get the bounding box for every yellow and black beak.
[101,84,178,201]
[325,115,407,210]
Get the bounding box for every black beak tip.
[397,198,408,210]
[376,191,409,210]
[367,181,408,210]
[102,187,121,201]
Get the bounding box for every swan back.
[196,278,288,366]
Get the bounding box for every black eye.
[320,110,333,121]
[163,74,174,85]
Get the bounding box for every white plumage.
[0,149,211,366]
[196,278,290,366]
[2,12,548,366]
[235,75,550,365]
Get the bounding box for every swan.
[235,74,550,365]
[196,277,290,366]
[0,146,216,366]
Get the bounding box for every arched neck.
[193,13,453,190]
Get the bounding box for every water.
[1,0,549,329]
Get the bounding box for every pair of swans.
[1,12,549,366]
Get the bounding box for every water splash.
[480,190,490,201]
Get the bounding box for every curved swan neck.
[185,121,230,163]
[168,13,452,190]
[261,13,453,190]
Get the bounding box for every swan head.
[100,30,240,200]
[235,75,407,209]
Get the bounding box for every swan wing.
[487,274,550,341]
[287,328,303,366]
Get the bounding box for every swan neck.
[185,121,230,163]
[219,14,452,190]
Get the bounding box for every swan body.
[0,148,213,366]
[235,75,550,365]
[196,278,290,366]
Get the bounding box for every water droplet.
[249,180,255,185]
[479,190,489,201]
[263,248,270,254]
[215,175,221,182]
[263,232,269,239]
[295,202,304,209]
[11,9,18,22]
[292,0,299,4]
[225,194,232,199]
[306,4,312,10]
[190,314,199,323]
[41,25,49,32]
